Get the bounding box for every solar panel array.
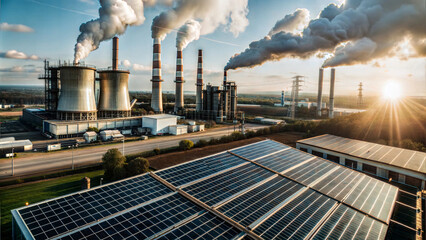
[297,134,426,173]
[13,140,399,240]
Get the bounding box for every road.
[0,124,265,179]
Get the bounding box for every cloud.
[0,50,40,60]
[0,65,41,72]
[78,0,96,5]
[0,23,34,32]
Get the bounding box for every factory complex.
[22,37,238,139]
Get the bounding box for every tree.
[179,140,194,150]
[102,148,126,181]
[126,157,150,176]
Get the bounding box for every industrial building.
[297,134,426,189]
[141,114,177,135]
[0,137,33,157]
[12,140,420,240]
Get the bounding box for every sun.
[382,81,402,101]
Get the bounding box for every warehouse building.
[0,139,33,157]
[141,114,177,135]
[297,134,426,189]
[12,140,420,240]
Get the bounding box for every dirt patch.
[148,132,305,170]
[0,111,22,116]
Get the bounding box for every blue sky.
[0,0,425,97]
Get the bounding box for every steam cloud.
[151,0,249,48]
[268,8,309,36]
[225,0,426,70]
[74,0,172,64]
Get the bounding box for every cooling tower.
[98,70,131,118]
[174,48,184,112]
[196,49,203,112]
[329,68,335,118]
[317,68,324,117]
[57,66,97,121]
[151,38,163,113]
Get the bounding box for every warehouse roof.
[297,134,426,174]
[12,140,398,240]
[143,114,177,120]
[0,139,32,149]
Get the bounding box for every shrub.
[126,157,149,176]
[219,135,232,143]
[230,131,245,141]
[102,148,126,181]
[195,139,208,148]
[87,127,100,133]
[153,148,161,155]
[179,140,194,150]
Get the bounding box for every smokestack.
[329,68,335,118]
[174,48,184,112]
[223,70,228,89]
[281,90,285,106]
[112,37,119,70]
[317,68,324,117]
[151,38,163,113]
[196,49,203,112]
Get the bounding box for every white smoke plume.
[152,0,248,42]
[268,8,309,36]
[225,0,426,70]
[176,20,201,50]
[74,0,172,64]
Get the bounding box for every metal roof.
[142,114,177,120]
[0,139,32,149]
[12,140,398,240]
[297,134,426,174]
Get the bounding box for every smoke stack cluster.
[112,37,119,70]
[151,38,163,113]
[196,49,203,112]
[329,68,335,118]
[174,48,184,112]
[317,68,324,117]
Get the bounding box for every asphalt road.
[0,124,266,179]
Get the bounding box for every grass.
[0,170,104,240]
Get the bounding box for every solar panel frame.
[229,140,289,160]
[254,149,315,173]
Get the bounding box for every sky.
[0,0,425,97]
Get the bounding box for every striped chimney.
[112,37,118,70]
[223,70,228,89]
[151,38,163,113]
[174,47,184,112]
[196,49,203,112]
[329,68,335,118]
[317,68,324,117]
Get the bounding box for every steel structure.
[357,82,363,107]
[39,60,60,113]
[56,66,97,121]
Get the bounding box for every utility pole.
[357,82,363,108]
[11,147,14,176]
[122,137,125,156]
[288,75,304,119]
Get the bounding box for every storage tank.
[56,66,97,121]
[97,70,131,118]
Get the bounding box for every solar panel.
[284,157,337,185]
[312,205,388,240]
[182,163,275,206]
[156,152,246,187]
[254,148,314,173]
[58,193,203,240]
[17,174,172,240]
[155,212,242,240]
[253,189,337,240]
[218,175,304,227]
[343,176,398,223]
[229,140,288,160]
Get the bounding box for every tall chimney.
[329,68,335,118]
[174,48,184,112]
[281,90,285,106]
[196,49,203,112]
[317,68,324,117]
[112,37,119,70]
[151,38,163,113]
[223,70,228,89]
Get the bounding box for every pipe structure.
[174,48,184,112]
[196,49,203,112]
[329,68,335,118]
[151,38,163,113]
[317,68,324,117]
[112,37,119,70]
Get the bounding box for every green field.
[0,170,105,240]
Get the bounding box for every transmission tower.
[357,82,363,107]
[287,75,304,119]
